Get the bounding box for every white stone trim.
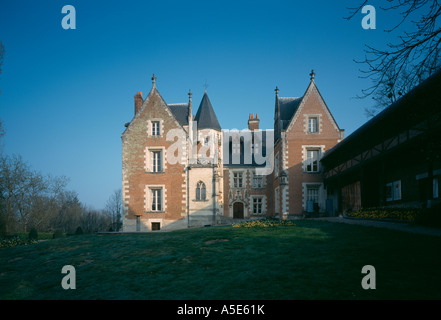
[146,118,164,137]
[144,146,167,172]
[286,84,340,133]
[302,145,325,172]
[250,195,267,216]
[148,218,163,231]
[303,114,322,134]
[144,184,167,212]
[302,182,325,212]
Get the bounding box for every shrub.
[28,228,38,240]
[53,229,64,239]
[233,217,295,228]
[0,235,37,248]
[346,207,421,222]
[75,226,83,235]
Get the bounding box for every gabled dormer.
[273,70,344,143]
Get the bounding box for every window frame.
[308,117,318,133]
[306,149,320,173]
[150,188,163,212]
[151,121,160,136]
[233,172,243,188]
[151,150,162,172]
[252,197,263,215]
[196,181,207,201]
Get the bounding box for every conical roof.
[194,92,221,131]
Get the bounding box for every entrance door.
[233,202,244,219]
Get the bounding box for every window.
[253,176,263,188]
[307,187,319,203]
[152,151,162,172]
[196,181,206,201]
[233,172,243,188]
[308,117,318,133]
[151,121,160,136]
[252,197,263,215]
[434,177,439,199]
[306,186,320,213]
[386,180,401,202]
[275,153,279,176]
[306,149,320,172]
[151,188,162,211]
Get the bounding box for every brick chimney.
[134,91,143,115]
[248,113,260,131]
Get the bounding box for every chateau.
[121,71,344,231]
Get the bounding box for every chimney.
[248,113,260,131]
[134,91,143,115]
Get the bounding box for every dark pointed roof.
[194,92,221,131]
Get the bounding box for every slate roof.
[278,97,302,130]
[167,103,189,127]
[194,92,222,131]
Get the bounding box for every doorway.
[233,202,244,219]
[151,222,160,231]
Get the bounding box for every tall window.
[253,197,263,215]
[152,151,162,172]
[233,172,243,188]
[196,181,206,201]
[151,121,160,136]
[306,149,320,172]
[275,153,279,176]
[151,188,162,211]
[306,186,319,212]
[308,117,318,133]
[307,187,319,203]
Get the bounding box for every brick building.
[121,71,343,231]
[271,70,344,217]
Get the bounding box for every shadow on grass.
[1,221,440,300]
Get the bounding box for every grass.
[1,220,441,300]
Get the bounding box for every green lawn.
[1,220,440,300]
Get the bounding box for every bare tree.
[0,155,34,233]
[346,0,441,116]
[105,189,123,231]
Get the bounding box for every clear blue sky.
[0,0,404,209]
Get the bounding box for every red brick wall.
[122,89,186,223]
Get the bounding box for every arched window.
[196,181,206,201]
